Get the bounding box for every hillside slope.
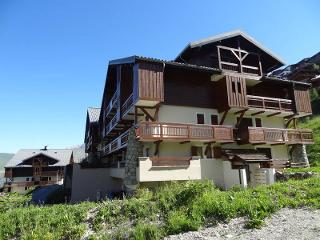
[0,153,14,169]
[0,153,14,186]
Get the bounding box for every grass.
[284,166,320,173]
[1,178,320,239]
[299,115,320,166]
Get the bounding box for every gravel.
[164,208,320,240]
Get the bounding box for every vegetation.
[1,178,320,240]
[299,115,320,166]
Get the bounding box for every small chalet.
[4,148,73,193]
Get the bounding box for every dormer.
[175,30,285,77]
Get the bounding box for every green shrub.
[166,210,201,235]
[133,222,163,240]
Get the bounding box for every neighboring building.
[83,30,314,195]
[4,148,73,193]
[273,51,320,92]
[85,107,101,157]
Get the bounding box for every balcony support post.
[219,109,229,125]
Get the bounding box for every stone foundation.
[124,127,143,193]
[290,144,310,167]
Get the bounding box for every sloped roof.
[87,107,100,123]
[5,149,73,167]
[176,30,285,65]
[72,147,87,164]
[109,55,221,73]
[222,149,271,163]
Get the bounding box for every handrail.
[247,95,292,103]
[247,127,314,144]
[247,95,293,112]
[137,122,234,142]
[121,93,134,116]
[105,89,120,118]
[102,129,130,155]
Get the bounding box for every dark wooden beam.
[234,109,247,115]
[219,109,229,125]
[128,113,144,116]
[137,106,155,122]
[134,107,138,124]
[153,104,161,121]
[267,112,281,117]
[271,143,286,146]
[285,117,295,128]
[251,111,265,116]
[154,140,162,156]
[235,111,246,128]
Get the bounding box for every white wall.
[137,157,201,182]
[158,105,219,124]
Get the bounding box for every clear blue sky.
[0,0,319,153]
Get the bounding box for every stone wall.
[124,127,143,193]
[290,144,310,167]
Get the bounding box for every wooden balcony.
[217,45,262,77]
[245,127,314,145]
[102,129,129,155]
[136,122,234,143]
[247,95,293,113]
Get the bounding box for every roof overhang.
[175,30,286,65]
[109,55,221,74]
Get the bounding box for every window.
[48,177,52,181]
[26,177,29,182]
[197,113,205,124]
[25,187,28,191]
[255,118,262,127]
[211,115,218,125]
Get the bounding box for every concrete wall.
[70,164,123,202]
[137,157,201,182]
[137,157,244,190]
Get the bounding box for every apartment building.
[84,30,314,193]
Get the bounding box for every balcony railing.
[105,111,121,136]
[102,129,129,155]
[220,61,261,76]
[247,127,314,144]
[247,95,293,112]
[136,122,234,142]
[105,89,119,118]
[4,180,59,188]
[121,93,134,116]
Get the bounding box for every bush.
[133,222,163,240]
[166,210,201,235]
